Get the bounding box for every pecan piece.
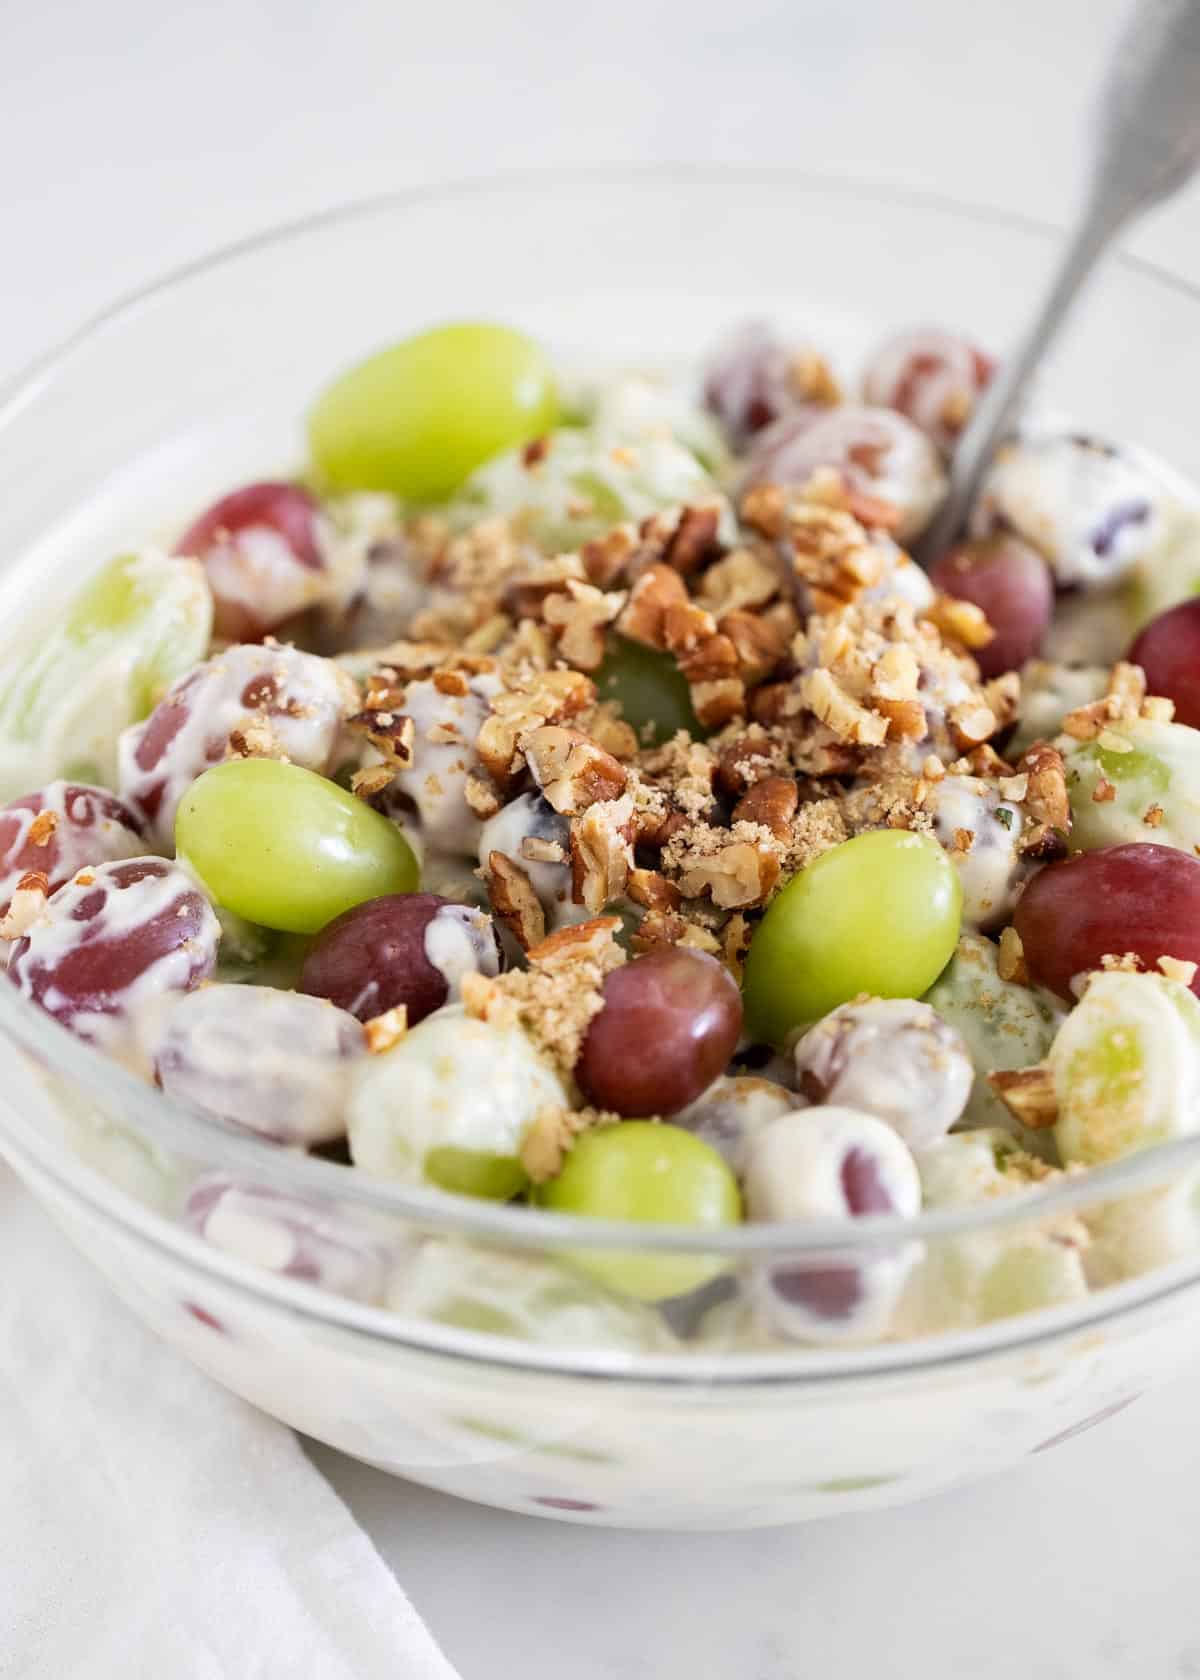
[626,867,683,912]
[348,708,416,769]
[485,851,546,951]
[522,726,627,814]
[988,1065,1058,1131]
[732,775,798,840]
[569,794,635,913]
[616,563,688,649]
[662,503,723,575]
[719,609,789,686]
[1018,740,1071,857]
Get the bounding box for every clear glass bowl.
[5,168,1200,1530]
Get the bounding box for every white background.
[6,0,1200,1674]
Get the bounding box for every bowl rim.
[5,162,1200,1369]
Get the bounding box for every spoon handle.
[918,0,1200,565]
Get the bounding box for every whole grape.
[8,858,220,1068]
[299,892,500,1024]
[674,1075,798,1177]
[793,997,973,1150]
[576,947,743,1117]
[702,320,833,447]
[156,985,364,1145]
[118,641,356,846]
[970,432,1167,590]
[387,672,500,857]
[535,1121,742,1302]
[176,759,418,935]
[925,774,1030,931]
[1049,969,1200,1166]
[1062,716,1200,855]
[309,322,558,503]
[743,404,947,541]
[1013,843,1200,1001]
[347,1006,568,1198]
[174,480,327,641]
[0,782,144,916]
[741,831,962,1047]
[185,1175,393,1303]
[1129,598,1200,728]
[742,1106,921,1343]
[928,536,1053,678]
[860,326,993,455]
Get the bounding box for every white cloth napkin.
[0,1164,459,1680]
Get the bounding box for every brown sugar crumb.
[997,926,1029,986]
[465,916,625,1084]
[732,776,798,840]
[519,1104,622,1183]
[27,810,58,848]
[988,1064,1058,1130]
[364,1005,408,1055]
[1144,803,1165,828]
[1062,659,1173,740]
[1092,777,1117,804]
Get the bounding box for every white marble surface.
[8,0,1200,1673]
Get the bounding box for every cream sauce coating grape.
[118,642,355,845]
[156,984,365,1145]
[174,480,328,642]
[0,782,145,916]
[861,326,993,455]
[8,857,220,1069]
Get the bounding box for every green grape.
[0,551,212,800]
[535,1121,741,1302]
[176,758,418,934]
[1050,969,1200,1167]
[348,1008,567,1198]
[452,427,734,553]
[923,933,1065,1151]
[582,372,729,474]
[1064,717,1200,854]
[308,322,558,503]
[595,634,701,744]
[742,831,962,1047]
[385,1239,673,1351]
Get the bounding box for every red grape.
[1013,843,1200,1000]
[576,947,742,1116]
[861,327,993,454]
[174,481,325,641]
[8,858,220,1061]
[299,892,500,1024]
[156,984,364,1144]
[1129,598,1200,728]
[184,1175,392,1302]
[928,536,1053,677]
[703,321,831,447]
[743,404,946,541]
[118,642,354,845]
[0,782,144,916]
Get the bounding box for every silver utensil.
[918,0,1200,564]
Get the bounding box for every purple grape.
[174,480,325,642]
[156,984,364,1144]
[928,535,1053,677]
[299,892,501,1024]
[0,781,144,916]
[576,947,743,1117]
[8,858,220,1063]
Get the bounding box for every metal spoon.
[918,0,1200,564]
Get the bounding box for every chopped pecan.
[732,775,798,840]
[542,580,625,671]
[1018,741,1071,857]
[464,772,502,819]
[364,1005,408,1055]
[948,699,997,750]
[527,915,623,968]
[690,677,746,729]
[719,609,789,685]
[586,703,640,761]
[350,764,396,800]
[569,793,635,913]
[626,868,683,912]
[876,697,927,740]
[617,563,689,650]
[662,503,723,575]
[738,483,788,539]
[348,708,416,769]
[476,669,596,787]
[503,555,587,620]
[802,667,888,747]
[715,729,789,795]
[580,524,639,588]
[0,870,49,941]
[485,851,546,951]
[924,593,995,652]
[27,810,57,848]
[997,926,1029,985]
[699,545,782,615]
[676,839,781,909]
[988,1065,1059,1131]
[631,908,690,952]
[522,726,627,814]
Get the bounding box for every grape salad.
[8,312,1200,1359]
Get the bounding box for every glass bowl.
[5,168,1200,1531]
